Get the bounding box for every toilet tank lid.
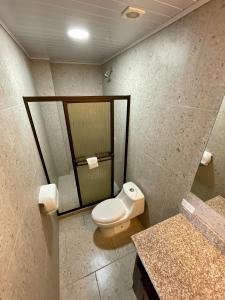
[123,182,144,201]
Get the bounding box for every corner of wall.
[30,59,56,96]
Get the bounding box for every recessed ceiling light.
[68,28,90,40]
[121,6,146,20]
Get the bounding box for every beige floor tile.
[60,212,118,287]
[60,212,143,292]
[96,252,137,300]
[59,212,84,235]
[60,273,100,300]
[122,289,137,300]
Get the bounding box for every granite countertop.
[206,196,225,219]
[132,214,225,300]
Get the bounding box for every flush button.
[129,188,134,192]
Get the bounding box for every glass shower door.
[66,101,113,206]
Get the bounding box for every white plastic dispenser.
[39,183,59,214]
[201,151,213,166]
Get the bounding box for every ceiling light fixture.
[68,28,90,41]
[121,6,146,20]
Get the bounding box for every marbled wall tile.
[0,105,36,219]
[134,153,179,225]
[31,60,55,96]
[0,26,59,300]
[50,63,103,96]
[103,0,225,226]
[0,29,35,110]
[1,217,47,300]
[0,194,20,281]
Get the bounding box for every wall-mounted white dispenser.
[39,183,59,214]
[201,150,213,166]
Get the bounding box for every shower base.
[58,170,80,213]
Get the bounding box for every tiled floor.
[58,170,80,212]
[59,210,143,299]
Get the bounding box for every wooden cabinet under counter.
[133,255,160,300]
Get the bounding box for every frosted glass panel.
[114,100,127,195]
[68,102,111,159]
[77,160,111,205]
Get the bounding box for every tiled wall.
[0,26,59,299]
[192,96,225,200]
[50,63,103,96]
[31,60,55,96]
[103,0,225,226]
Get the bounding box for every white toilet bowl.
[91,182,145,236]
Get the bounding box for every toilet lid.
[92,198,125,223]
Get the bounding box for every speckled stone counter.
[132,214,225,300]
[207,196,225,219]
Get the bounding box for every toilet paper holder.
[39,183,59,214]
[200,150,213,166]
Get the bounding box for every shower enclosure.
[24,96,130,215]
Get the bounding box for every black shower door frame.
[23,96,130,216]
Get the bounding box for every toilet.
[91,182,145,236]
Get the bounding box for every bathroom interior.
[1,0,225,299]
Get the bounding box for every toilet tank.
[118,182,145,218]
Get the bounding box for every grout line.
[59,214,140,289]
[60,248,136,288]
[95,272,102,300]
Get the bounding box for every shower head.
[104,69,112,82]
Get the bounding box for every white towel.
[86,157,99,170]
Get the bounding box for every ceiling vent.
[121,6,146,20]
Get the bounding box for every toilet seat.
[92,198,125,223]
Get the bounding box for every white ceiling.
[0,0,207,64]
